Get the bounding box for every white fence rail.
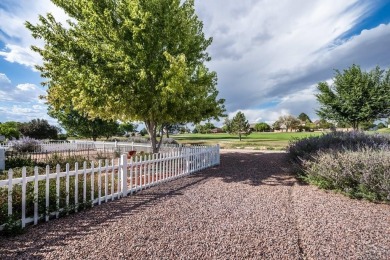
[1,140,178,153]
[0,145,219,231]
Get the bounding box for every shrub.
[128,137,150,143]
[161,138,179,145]
[10,137,42,153]
[288,131,390,163]
[288,131,390,202]
[304,149,390,201]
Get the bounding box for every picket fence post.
[0,148,5,171]
[120,154,128,197]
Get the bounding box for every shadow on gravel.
[0,173,213,258]
[0,151,301,258]
[203,152,304,187]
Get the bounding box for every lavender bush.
[304,149,390,201]
[288,131,390,201]
[10,137,42,153]
[288,131,390,163]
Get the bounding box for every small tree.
[297,113,312,123]
[204,122,215,134]
[272,120,281,131]
[0,121,20,139]
[19,119,59,140]
[254,122,271,132]
[377,122,386,129]
[222,118,232,133]
[316,65,390,130]
[230,111,251,141]
[118,122,138,136]
[277,115,300,132]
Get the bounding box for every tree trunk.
[239,133,241,141]
[145,120,163,153]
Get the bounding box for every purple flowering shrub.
[10,137,42,153]
[288,131,390,201]
[287,131,390,163]
[304,149,390,201]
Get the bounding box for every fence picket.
[139,156,143,191]
[105,160,108,203]
[111,159,115,201]
[56,164,60,218]
[147,154,151,188]
[117,158,121,199]
[8,169,13,217]
[75,162,79,213]
[91,162,95,207]
[135,156,139,191]
[129,156,133,195]
[98,160,102,205]
[65,163,70,215]
[34,167,39,225]
[45,166,49,222]
[83,162,87,206]
[21,167,26,228]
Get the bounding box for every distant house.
[210,128,224,133]
[0,135,5,142]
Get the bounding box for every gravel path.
[0,149,389,259]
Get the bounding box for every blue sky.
[1,0,390,126]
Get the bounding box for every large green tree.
[229,111,251,141]
[0,121,20,139]
[49,107,119,141]
[19,119,59,139]
[254,122,271,132]
[26,0,225,153]
[316,65,390,130]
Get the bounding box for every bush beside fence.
[0,145,220,233]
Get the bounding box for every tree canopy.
[49,107,119,141]
[26,0,225,152]
[227,112,251,141]
[274,115,300,132]
[0,121,20,139]
[316,65,390,130]
[254,122,271,132]
[19,119,59,140]
[297,113,311,123]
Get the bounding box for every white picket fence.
[0,145,219,230]
[0,140,173,153]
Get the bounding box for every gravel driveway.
[1,149,389,259]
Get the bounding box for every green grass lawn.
[172,131,324,150]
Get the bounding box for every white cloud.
[0,0,69,70]
[0,76,46,103]
[1,1,390,126]
[16,83,36,91]
[0,104,56,124]
[0,72,49,123]
[0,44,42,69]
[193,0,390,123]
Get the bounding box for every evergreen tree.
[230,112,251,141]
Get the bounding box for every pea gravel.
[0,149,389,259]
